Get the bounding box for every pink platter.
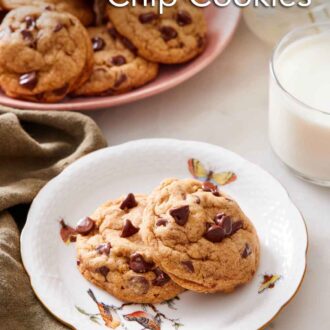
[0,5,241,111]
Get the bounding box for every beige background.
[90,20,330,329]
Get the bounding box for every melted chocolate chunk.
[181,260,194,273]
[75,217,95,235]
[129,276,150,295]
[96,242,112,255]
[204,224,225,243]
[202,181,220,196]
[21,29,33,41]
[139,12,158,24]
[92,36,105,51]
[121,219,140,238]
[108,27,118,39]
[129,253,154,273]
[59,219,76,243]
[241,243,252,258]
[156,218,168,227]
[160,26,178,41]
[97,266,110,278]
[177,10,192,26]
[215,214,232,235]
[205,214,243,243]
[54,23,63,33]
[111,55,126,66]
[19,72,37,89]
[120,193,138,210]
[170,205,189,226]
[76,260,80,266]
[121,36,138,54]
[114,73,127,88]
[152,268,170,286]
[25,16,36,30]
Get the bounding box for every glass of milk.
[269,23,330,186]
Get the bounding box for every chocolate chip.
[121,219,140,238]
[194,196,201,204]
[170,205,189,226]
[120,193,137,210]
[70,236,77,242]
[21,29,33,41]
[129,276,150,294]
[92,36,105,51]
[129,253,154,273]
[202,181,220,196]
[75,217,95,235]
[215,214,232,235]
[59,219,76,243]
[96,242,112,255]
[242,244,252,258]
[121,36,138,54]
[54,23,63,33]
[160,26,178,41]
[204,225,225,243]
[114,74,127,88]
[76,260,80,266]
[25,16,36,30]
[97,266,109,278]
[205,214,243,243]
[111,55,126,66]
[177,10,192,26]
[19,72,37,89]
[232,220,243,234]
[156,218,168,227]
[139,12,158,24]
[181,260,194,273]
[152,268,170,286]
[108,27,118,39]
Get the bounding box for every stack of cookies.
[0,0,207,102]
[75,178,260,304]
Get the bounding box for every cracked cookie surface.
[107,0,207,64]
[73,23,158,96]
[76,194,183,304]
[141,178,260,293]
[0,0,94,26]
[0,6,93,102]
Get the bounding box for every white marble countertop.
[89,20,330,330]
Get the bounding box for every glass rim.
[270,22,330,116]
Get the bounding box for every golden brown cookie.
[0,6,93,102]
[76,193,184,304]
[107,0,207,64]
[0,0,94,26]
[141,178,260,293]
[73,23,158,97]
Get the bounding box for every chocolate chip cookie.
[76,193,183,304]
[73,23,158,97]
[107,0,207,64]
[0,0,94,26]
[141,178,260,293]
[0,6,93,102]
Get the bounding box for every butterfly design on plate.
[188,159,237,186]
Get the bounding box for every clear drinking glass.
[269,23,330,186]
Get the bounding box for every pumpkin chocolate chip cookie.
[0,0,94,26]
[0,6,93,102]
[107,0,207,64]
[141,178,260,293]
[76,193,183,304]
[73,23,158,97]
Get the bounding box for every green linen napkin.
[0,106,107,330]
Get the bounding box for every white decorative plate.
[21,139,307,330]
